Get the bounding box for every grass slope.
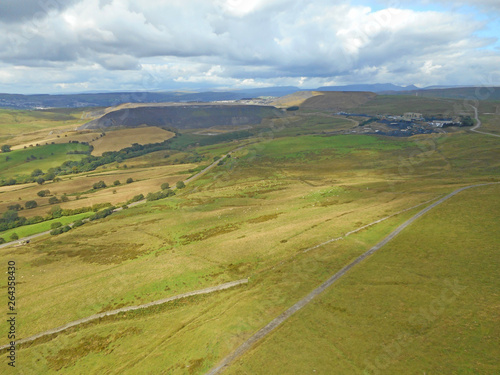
[225,184,500,375]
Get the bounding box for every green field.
[0,108,86,143]
[0,143,90,178]
[0,101,498,374]
[0,212,94,242]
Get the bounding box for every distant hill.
[79,104,284,130]
[392,87,500,100]
[0,91,248,110]
[300,91,377,111]
[317,84,418,92]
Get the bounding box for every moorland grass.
[0,125,498,374]
[224,184,500,375]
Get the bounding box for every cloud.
[0,0,499,93]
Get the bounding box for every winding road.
[470,105,500,138]
[205,182,499,375]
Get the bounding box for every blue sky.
[0,0,499,94]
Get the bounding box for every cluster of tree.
[127,194,144,204]
[146,189,175,202]
[89,207,114,221]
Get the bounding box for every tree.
[113,180,121,186]
[176,181,186,189]
[0,238,5,244]
[37,190,50,197]
[2,210,18,222]
[61,194,69,202]
[7,204,22,212]
[161,182,170,190]
[31,169,44,177]
[36,177,45,185]
[49,205,63,218]
[10,233,19,241]
[48,196,60,205]
[1,145,11,153]
[126,178,133,184]
[25,200,38,209]
[93,181,107,190]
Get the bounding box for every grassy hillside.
[351,95,464,116]
[0,143,90,178]
[0,124,498,374]
[0,108,86,142]
[225,183,500,375]
[300,91,377,111]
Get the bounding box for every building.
[403,112,424,121]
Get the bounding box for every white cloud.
[0,0,498,93]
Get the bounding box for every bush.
[61,194,69,202]
[37,190,50,197]
[93,180,107,190]
[51,222,62,229]
[126,178,133,184]
[113,180,121,186]
[72,219,84,228]
[10,233,19,241]
[176,181,186,189]
[61,225,71,233]
[48,196,60,205]
[25,200,38,209]
[89,208,114,221]
[1,145,11,153]
[146,189,175,202]
[0,238,5,244]
[161,182,170,190]
[31,169,44,177]
[50,227,63,236]
[7,204,22,212]
[36,177,45,185]
[127,194,144,204]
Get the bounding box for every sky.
[0,0,499,94]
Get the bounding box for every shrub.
[31,169,44,177]
[25,200,38,209]
[89,208,114,221]
[93,180,107,190]
[61,225,71,233]
[176,181,186,189]
[127,194,144,204]
[61,194,69,202]
[50,227,63,236]
[113,180,120,186]
[37,190,50,197]
[10,233,19,241]
[7,204,22,212]
[146,189,175,202]
[51,222,62,229]
[72,220,84,228]
[1,145,11,153]
[161,182,170,190]
[48,196,60,205]
[36,177,45,185]
[0,238,5,244]
[126,178,133,184]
